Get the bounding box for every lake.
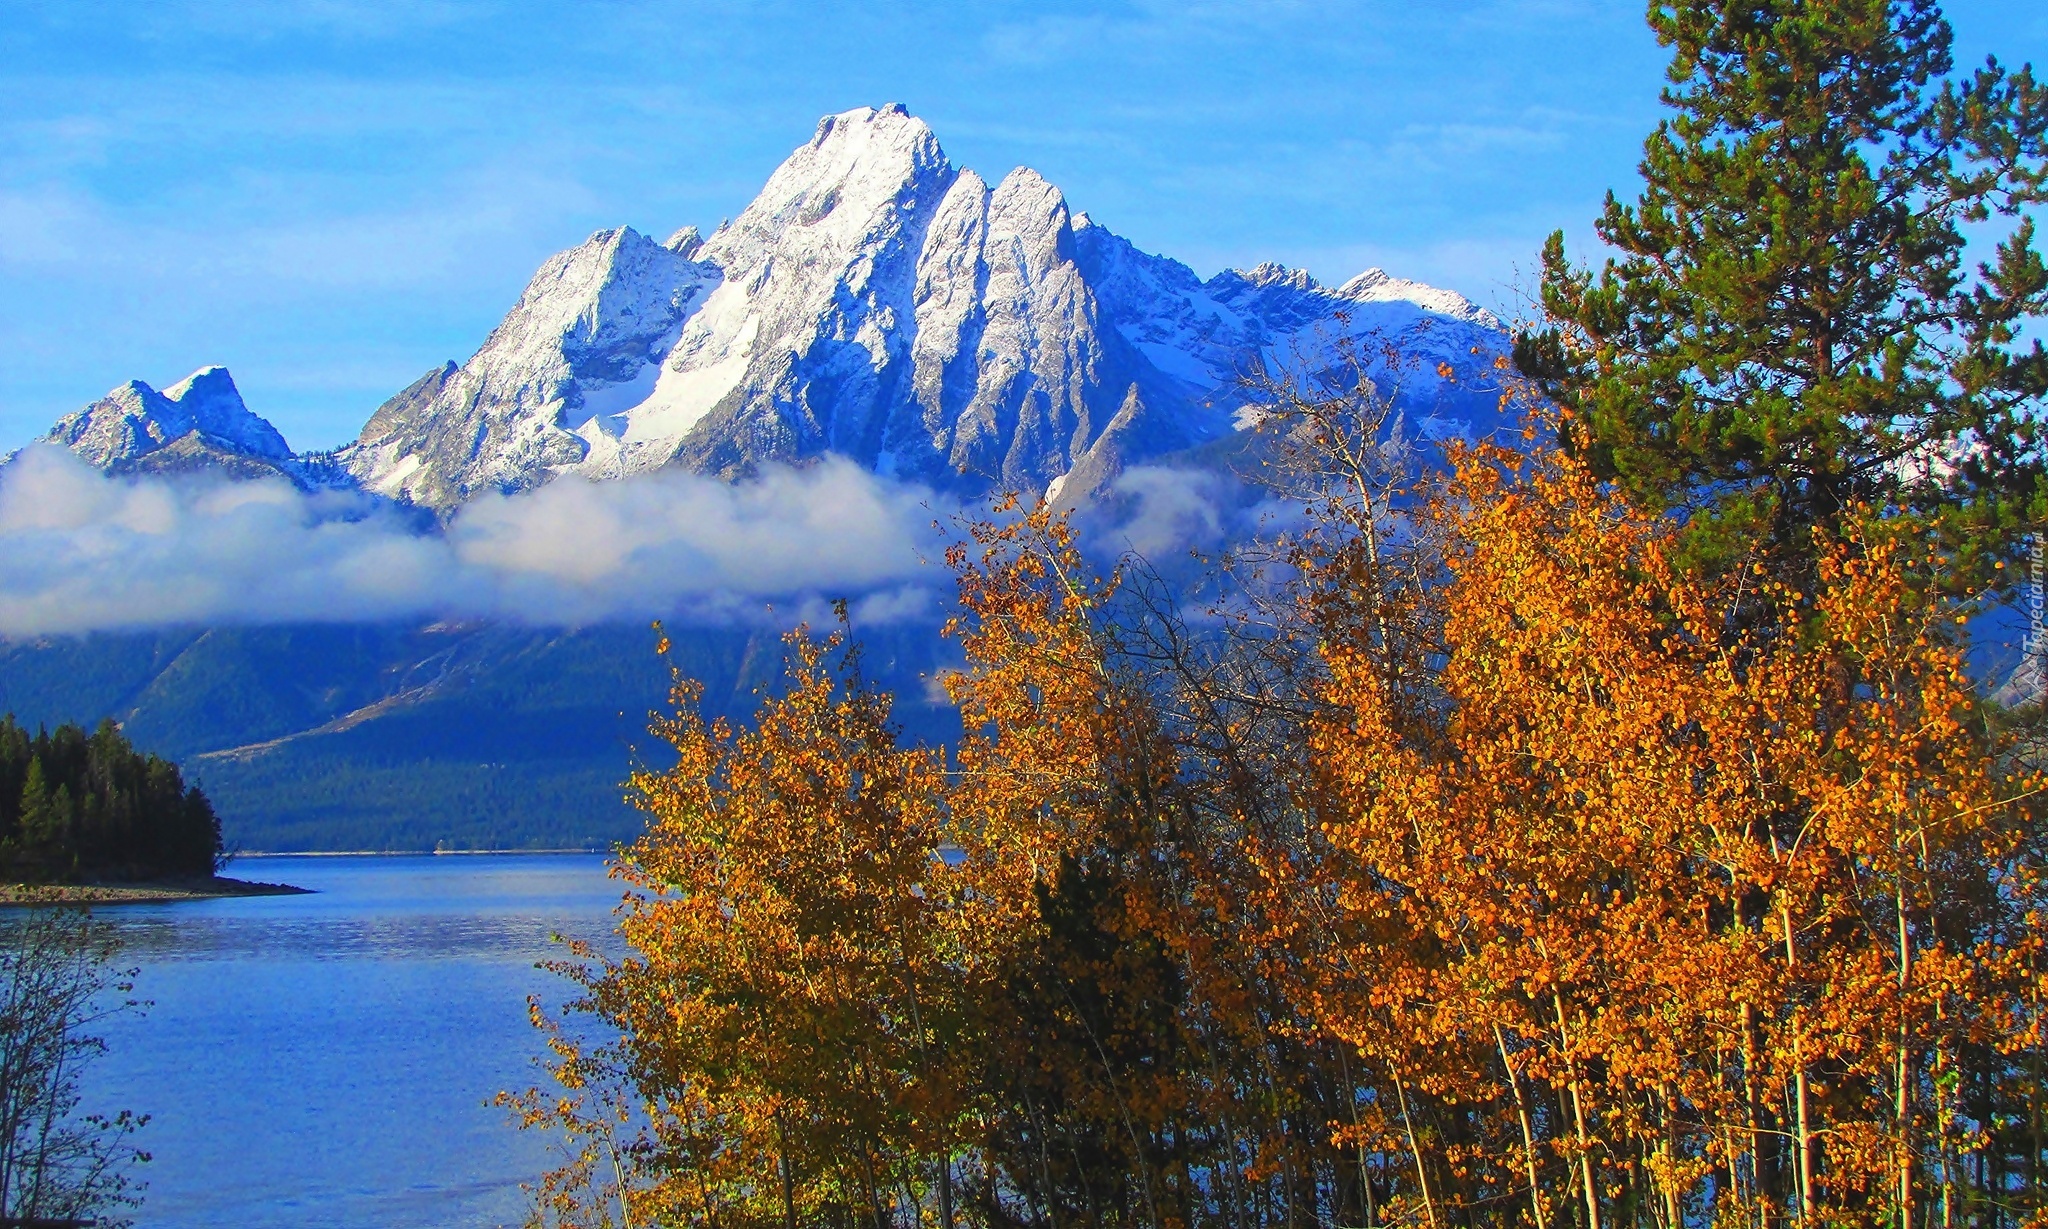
[80,853,625,1229]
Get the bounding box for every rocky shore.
[0,875,311,905]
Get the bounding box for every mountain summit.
[35,105,1504,508]
[38,366,295,479]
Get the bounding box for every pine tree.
[17,758,71,879]
[1515,0,2048,580]
[0,719,221,884]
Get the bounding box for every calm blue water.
[80,853,625,1229]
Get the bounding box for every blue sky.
[0,0,2042,451]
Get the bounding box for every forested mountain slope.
[0,623,957,851]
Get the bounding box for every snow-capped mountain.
[32,105,1505,507]
[339,225,721,506]
[25,365,342,484]
[341,104,1504,508]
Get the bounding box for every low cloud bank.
[0,447,944,635]
[1081,464,1302,565]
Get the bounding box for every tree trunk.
[1495,1021,1550,1229]
[1392,1071,1440,1229]
[1554,995,1602,1229]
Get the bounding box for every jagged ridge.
[30,105,1506,508]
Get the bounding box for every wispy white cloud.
[0,442,1318,638]
[0,448,945,635]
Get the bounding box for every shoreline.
[237,848,609,857]
[0,875,314,906]
[0,850,617,903]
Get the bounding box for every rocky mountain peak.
[39,365,292,472]
[698,104,954,281]
[664,226,704,258]
[988,167,1075,258]
[1237,261,1320,292]
[340,223,720,505]
[1335,267,1500,327]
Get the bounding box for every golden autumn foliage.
[508,626,963,1229]
[1300,439,2048,1227]
[510,409,2048,1229]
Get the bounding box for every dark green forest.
[0,716,222,883]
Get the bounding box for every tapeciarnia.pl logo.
[2026,535,2047,707]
